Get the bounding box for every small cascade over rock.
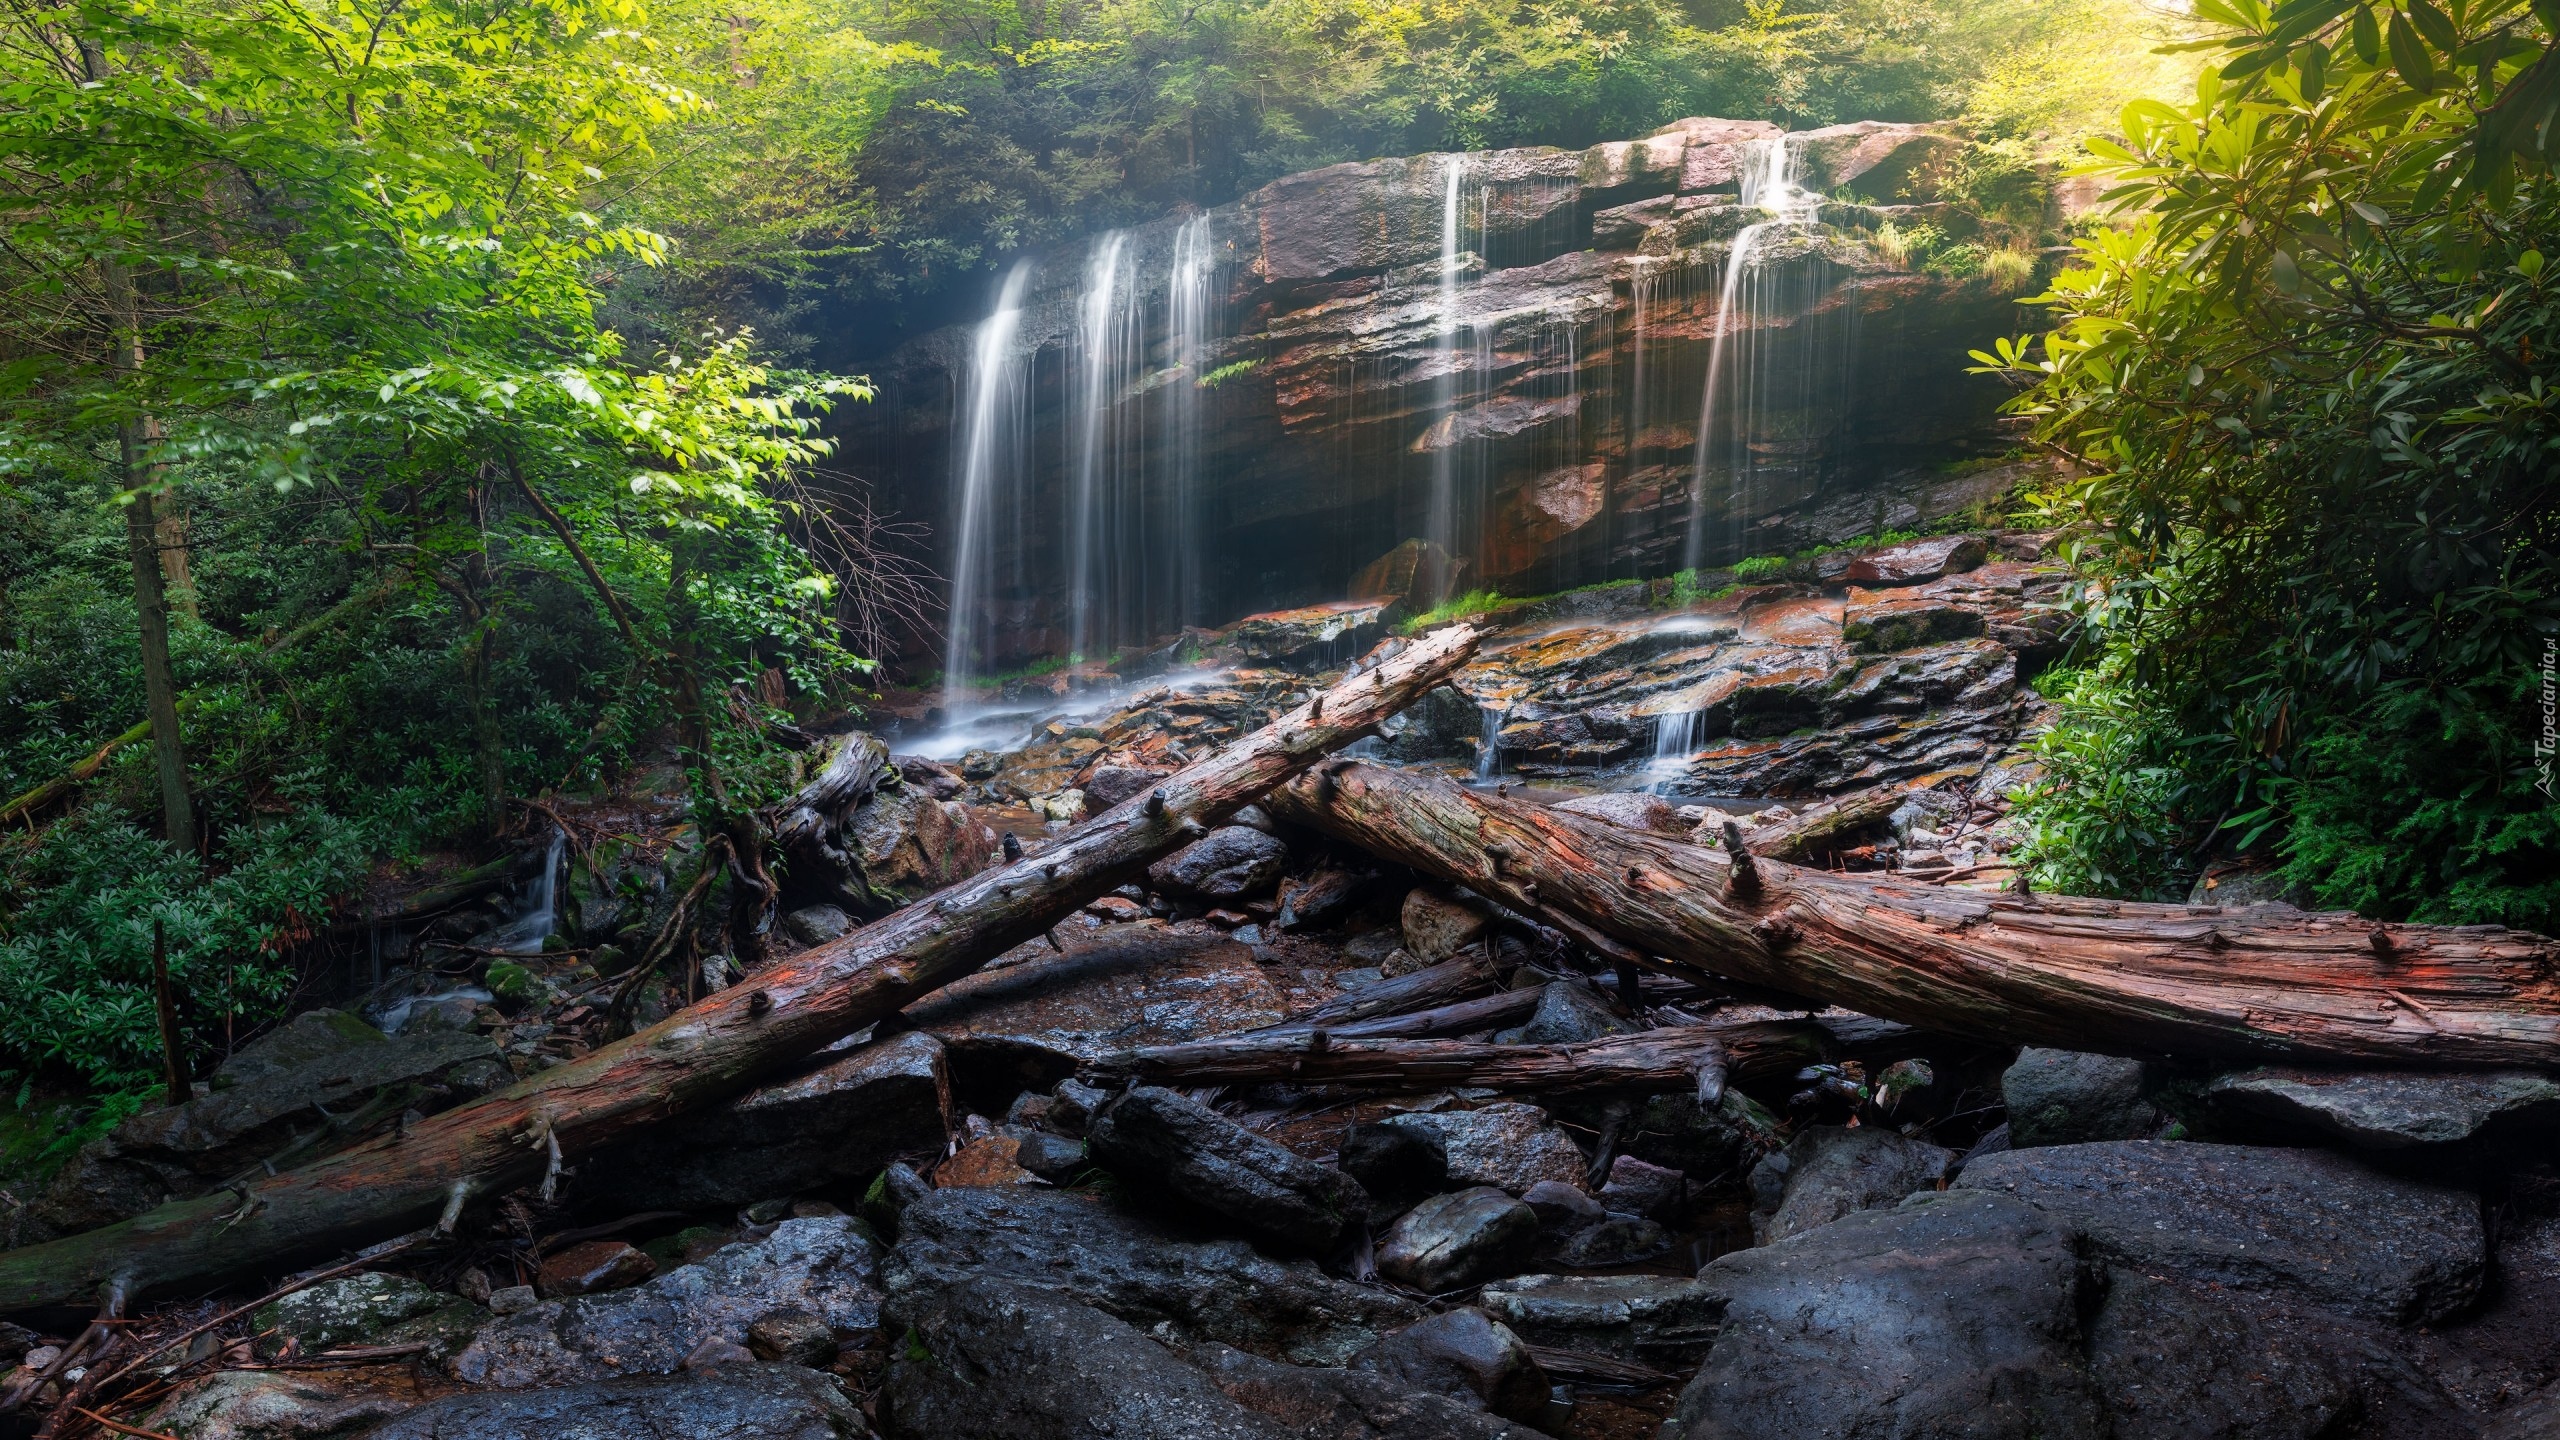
[942,262,1034,706]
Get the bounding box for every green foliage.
[1400,587,1506,633]
[0,811,371,1091]
[2012,667,2202,900]
[1980,0,2560,921]
[1731,554,1789,580]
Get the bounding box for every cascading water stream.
[480,827,566,955]
[1162,214,1214,633]
[1476,704,1507,779]
[1423,155,1468,586]
[1682,135,1824,576]
[943,262,1035,709]
[1067,234,1139,665]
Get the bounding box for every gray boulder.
[2085,1268,2368,1440]
[1088,1086,1371,1253]
[2001,1048,2158,1148]
[576,1032,950,1209]
[781,904,853,946]
[1954,1140,2485,1325]
[1748,1124,1953,1243]
[252,1271,485,1362]
[1378,1188,1541,1292]
[1551,791,1684,834]
[1148,826,1290,900]
[881,1277,1286,1440]
[1548,1215,1673,1268]
[1350,1308,1548,1423]
[1665,1191,2101,1440]
[1377,1104,1588,1194]
[1478,1273,1721,1366]
[1596,1155,1687,1222]
[1489,983,1631,1047]
[370,1365,864,1440]
[144,1368,423,1439]
[211,1009,388,1088]
[2201,1066,2560,1150]
[451,1217,881,1388]
[884,1185,1420,1364]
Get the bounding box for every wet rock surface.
[1089,1085,1372,1252]
[451,1217,882,1388]
[2201,1066,2560,1150]
[883,1185,1421,1363]
[1377,1187,1541,1291]
[2000,1048,2159,1148]
[1954,1140,2486,1324]
[1669,1191,2101,1440]
[1377,1104,1590,1195]
[370,1365,866,1440]
[1749,1124,1953,1242]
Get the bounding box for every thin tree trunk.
[1267,762,2560,1070]
[116,423,193,856]
[0,626,1482,1310]
[1084,1021,1816,1095]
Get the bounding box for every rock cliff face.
[840,118,2035,674]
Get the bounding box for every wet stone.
[1478,1273,1722,1366]
[1378,1187,1541,1292]
[1378,1104,1589,1195]
[538,1241,657,1299]
[933,1135,1037,1188]
[1088,1086,1372,1253]
[370,1365,865,1440]
[253,1271,451,1358]
[1400,888,1491,963]
[2201,1066,2560,1150]
[1549,1215,1673,1268]
[1149,825,1291,901]
[1340,1121,1451,1219]
[1749,1124,1953,1243]
[1490,982,1630,1047]
[2002,1048,2159,1148]
[745,1309,839,1367]
[1351,1308,1549,1424]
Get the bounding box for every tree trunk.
[1082,1020,1821,1095]
[117,427,193,856]
[0,626,1482,1310]
[1266,762,2560,1070]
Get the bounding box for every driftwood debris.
[1083,1021,1814,1098]
[1269,762,2560,1070]
[0,628,1484,1313]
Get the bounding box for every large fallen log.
[1267,763,2560,1070]
[1084,1021,1818,1096]
[0,628,1483,1313]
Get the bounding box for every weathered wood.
[1743,785,1905,860]
[1262,986,1543,1041]
[1081,1021,1822,1095]
[1268,762,2560,1070]
[768,731,892,852]
[0,628,1484,1312]
[1270,951,1499,1029]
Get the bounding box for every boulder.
[1013,1131,1089,1182]
[2085,1267,2365,1440]
[1478,1273,1721,1366]
[35,1027,508,1237]
[1612,1089,1781,1177]
[933,1135,1038,1188]
[1148,826,1291,901]
[1840,534,1988,586]
[1749,1124,1953,1243]
[144,1369,425,1440]
[369,1366,865,1440]
[211,1009,388,1089]
[1275,865,1381,932]
[782,904,853,946]
[1377,1188,1541,1291]
[1351,1308,1548,1423]
[807,783,999,915]
[576,1031,951,1210]
[451,1217,882,1388]
[2201,1066,2560,1150]
[746,1309,841,1367]
[1548,1215,1673,1268]
[1088,1086,1372,1252]
[1489,982,1631,1047]
[1595,1155,1687,1222]
[1517,1180,1604,1234]
[1791,121,1964,200]
[1954,1141,2485,1325]
[1083,764,1173,810]
[2001,1048,2159,1148]
[1665,1192,2101,1440]
[1550,791,1684,835]
[880,1276,1290,1440]
[884,1186,1421,1364]
[1840,589,1987,653]
[1340,1122,1450,1218]
[1350,539,1466,609]
[1231,598,1397,661]
[1377,1104,1587,1195]
[2486,1385,2560,1440]
[252,1271,453,1357]
[1399,888,1490,963]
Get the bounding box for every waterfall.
[1682,135,1827,576]
[1067,234,1140,665]
[482,827,567,955]
[944,262,1035,707]
[1652,709,1707,764]
[1163,214,1214,633]
[1476,704,1506,779]
[1423,155,1468,590]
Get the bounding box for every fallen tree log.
[1267,763,2560,1070]
[1268,986,1542,1041]
[1084,1021,1817,1096]
[1742,785,1905,861]
[0,628,1483,1312]
[1259,951,1499,1031]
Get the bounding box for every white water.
[944,262,1035,708]
[479,828,567,955]
[1066,233,1140,664]
[1476,704,1507,779]
[1162,214,1214,633]
[1651,709,1709,763]
[1422,155,1469,586]
[1683,135,1825,575]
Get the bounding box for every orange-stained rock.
[537,1241,656,1299]
[933,1136,1037,1188]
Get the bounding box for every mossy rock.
[253,1272,452,1358]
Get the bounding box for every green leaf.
[2351,5,2382,61]
[2519,249,2545,278]
[2406,0,2459,52]
[2270,250,2304,292]
[2388,10,2439,88]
